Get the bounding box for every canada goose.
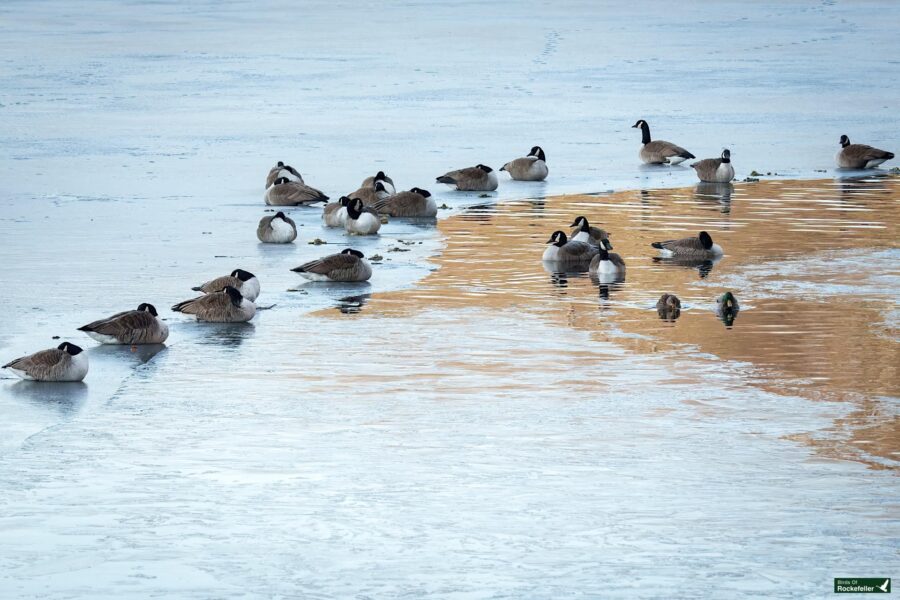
[257,211,297,243]
[569,216,610,246]
[344,198,381,235]
[542,230,599,262]
[265,161,304,188]
[347,181,391,206]
[691,149,735,183]
[836,135,894,169]
[716,291,740,326]
[632,120,695,165]
[172,285,256,322]
[192,269,260,302]
[656,293,682,321]
[372,187,437,217]
[589,247,626,280]
[500,146,548,181]
[3,342,89,382]
[361,171,396,195]
[594,239,625,268]
[265,177,329,206]
[291,248,372,282]
[651,231,724,259]
[322,196,351,227]
[436,164,498,191]
[78,303,169,344]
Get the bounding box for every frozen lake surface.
[1,1,899,597]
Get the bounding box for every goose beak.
[545,237,555,244]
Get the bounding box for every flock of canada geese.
[2,123,894,382]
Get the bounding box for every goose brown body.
[292,249,372,282]
[265,178,328,206]
[372,188,436,217]
[436,164,498,191]
[172,287,255,322]
[78,304,168,344]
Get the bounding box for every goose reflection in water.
[597,281,625,301]
[8,381,89,415]
[652,255,719,279]
[90,343,167,365]
[836,174,891,198]
[336,293,371,314]
[186,322,255,350]
[694,182,733,213]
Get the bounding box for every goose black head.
[633,119,651,143]
[58,342,84,355]
[339,196,351,206]
[347,198,365,218]
[410,187,432,198]
[698,231,714,250]
[277,161,284,167]
[374,171,388,181]
[602,238,614,251]
[137,303,158,316]
[341,248,365,259]
[274,211,288,221]
[476,164,493,173]
[529,146,546,161]
[839,134,850,148]
[570,215,589,229]
[546,230,567,246]
[274,177,290,185]
[231,269,255,282]
[374,181,387,193]
[223,285,243,306]
[721,149,731,163]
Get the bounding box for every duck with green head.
[716,291,740,326]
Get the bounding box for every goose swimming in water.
[651,231,723,259]
[589,246,626,282]
[542,230,599,262]
[570,216,610,246]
